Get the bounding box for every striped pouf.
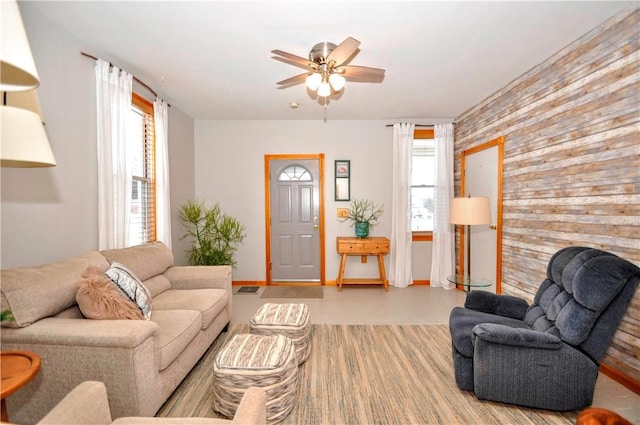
[212,333,298,424]
[250,303,311,365]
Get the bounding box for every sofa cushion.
[141,275,172,298]
[76,266,144,320]
[150,309,202,370]
[152,289,228,330]
[0,251,109,327]
[105,263,152,320]
[101,242,174,282]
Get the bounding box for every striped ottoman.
[250,303,311,365]
[212,333,298,424]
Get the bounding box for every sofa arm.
[473,323,561,350]
[0,318,158,348]
[464,291,529,320]
[163,265,232,291]
[38,381,112,425]
[232,387,267,424]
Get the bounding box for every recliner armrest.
[38,381,112,425]
[464,291,529,320]
[473,323,562,349]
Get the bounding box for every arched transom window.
[278,165,312,181]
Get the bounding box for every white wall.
[1,5,195,269]
[193,120,434,282]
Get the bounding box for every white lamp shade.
[2,90,45,122]
[317,81,331,97]
[1,0,40,91]
[450,196,491,225]
[305,73,321,90]
[1,106,56,167]
[329,73,345,91]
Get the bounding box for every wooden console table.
[336,237,390,291]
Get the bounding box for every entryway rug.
[157,324,577,424]
[260,286,324,299]
[234,286,260,295]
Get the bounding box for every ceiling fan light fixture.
[329,73,345,91]
[317,80,331,97]
[305,73,321,90]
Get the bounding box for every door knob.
[313,224,319,230]
[489,224,497,230]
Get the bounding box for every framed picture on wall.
[335,160,350,201]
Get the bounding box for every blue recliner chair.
[449,246,640,411]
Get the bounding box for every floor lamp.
[1,0,56,167]
[450,196,491,288]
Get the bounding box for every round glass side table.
[447,275,493,292]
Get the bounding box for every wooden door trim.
[460,136,504,294]
[264,154,326,286]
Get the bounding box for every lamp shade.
[450,196,491,225]
[1,106,56,167]
[0,0,40,91]
[317,81,331,97]
[305,73,321,90]
[329,73,345,91]
[2,90,45,122]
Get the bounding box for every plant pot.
[354,222,369,238]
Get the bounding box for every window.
[278,165,312,181]
[126,93,156,246]
[411,129,435,234]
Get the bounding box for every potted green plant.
[341,198,384,238]
[178,199,246,266]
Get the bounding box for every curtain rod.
[81,51,170,106]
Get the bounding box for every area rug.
[157,324,577,424]
[260,286,324,299]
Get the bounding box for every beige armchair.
[35,381,266,425]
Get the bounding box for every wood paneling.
[454,7,640,387]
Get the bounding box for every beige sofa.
[0,242,232,425]
[35,381,266,425]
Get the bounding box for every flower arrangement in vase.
[341,198,384,238]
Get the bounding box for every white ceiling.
[22,1,635,121]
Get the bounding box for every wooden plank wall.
[454,7,640,384]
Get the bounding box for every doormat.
[234,286,261,295]
[260,286,324,299]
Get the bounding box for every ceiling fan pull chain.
[323,97,328,123]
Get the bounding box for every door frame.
[460,136,504,293]
[264,153,326,286]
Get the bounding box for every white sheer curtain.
[95,59,133,250]
[389,123,415,288]
[430,123,455,289]
[154,98,171,249]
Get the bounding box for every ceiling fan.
[271,37,385,98]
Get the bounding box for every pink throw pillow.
[76,266,144,320]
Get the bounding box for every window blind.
[128,93,156,246]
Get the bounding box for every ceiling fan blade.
[276,73,309,86]
[271,50,317,70]
[327,37,360,66]
[338,65,385,80]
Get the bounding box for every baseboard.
[600,363,640,395]
[233,280,431,286]
[232,281,266,286]
[232,280,336,286]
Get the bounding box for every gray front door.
[269,159,321,281]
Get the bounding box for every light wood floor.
[231,284,640,422]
